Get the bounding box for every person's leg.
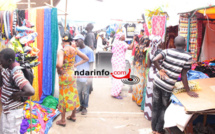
[67,108,77,121]
[151,85,162,133]
[81,82,90,115]
[57,108,66,126]
[155,90,171,133]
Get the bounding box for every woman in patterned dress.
[132,36,150,106]
[111,32,134,99]
[144,36,162,121]
[56,32,89,126]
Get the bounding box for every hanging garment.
[36,9,44,99]
[30,9,39,101]
[199,23,215,61]
[152,15,167,41]
[17,10,25,26]
[40,8,52,102]
[51,8,59,95]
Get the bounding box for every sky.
[57,0,215,28]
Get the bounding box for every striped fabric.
[1,68,29,113]
[154,49,192,93]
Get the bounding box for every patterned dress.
[111,40,128,97]
[58,50,80,112]
[132,36,149,106]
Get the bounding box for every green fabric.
[27,119,37,124]
[41,95,58,109]
[51,8,59,95]
[141,48,150,111]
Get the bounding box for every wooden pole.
[64,0,68,31]
[50,0,53,6]
[28,1,33,134]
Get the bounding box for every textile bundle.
[20,100,60,134]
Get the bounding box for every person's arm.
[0,65,2,88]
[127,41,134,50]
[153,53,168,80]
[74,50,89,67]
[12,83,35,98]
[56,50,64,75]
[147,53,151,68]
[181,68,198,98]
[88,34,94,50]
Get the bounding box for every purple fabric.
[20,119,29,134]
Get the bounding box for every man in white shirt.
[96,32,106,52]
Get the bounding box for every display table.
[167,78,215,133]
[96,51,113,73]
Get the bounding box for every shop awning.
[178,5,215,19]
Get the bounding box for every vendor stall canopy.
[179,5,215,19]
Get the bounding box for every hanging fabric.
[152,15,167,41]
[18,10,25,26]
[51,8,59,95]
[36,9,44,99]
[40,8,52,102]
[29,9,39,101]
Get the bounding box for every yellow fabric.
[173,81,201,94]
[0,0,16,10]
[30,9,39,101]
[198,7,215,19]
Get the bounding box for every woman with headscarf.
[144,36,162,121]
[111,32,134,99]
[132,36,150,106]
[56,31,89,126]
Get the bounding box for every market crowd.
[0,22,199,134]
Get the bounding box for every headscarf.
[149,36,162,60]
[134,35,149,66]
[112,32,125,53]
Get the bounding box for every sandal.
[114,96,123,99]
[56,120,66,127]
[67,116,76,122]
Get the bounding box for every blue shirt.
[75,46,94,82]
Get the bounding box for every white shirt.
[96,37,105,52]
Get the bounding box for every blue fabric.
[44,110,61,134]
[75,46,94,82]
[171,95,183,106]
[40,8,52,103]
[209,63,215,66]
[187,70,209,80]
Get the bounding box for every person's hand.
[74,64,77,68]
[187,91,199,98]
[11,92,21,101]
[57,68,65,75]
[159,69,169,80]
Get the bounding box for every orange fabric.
[198,7,215,19]
[36,9,44,99]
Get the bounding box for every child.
[152,36,198,134]
[0,48,35,134]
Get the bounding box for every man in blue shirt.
[74,34,94,115]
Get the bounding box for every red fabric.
[70,27,73,35]
[197,20,203,58]
[25,10,28,20]
[152,16,167,39]
[132,41,138,56]
[36,9,44,98]
[10,11,13,36]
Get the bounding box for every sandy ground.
[49,78,151,134]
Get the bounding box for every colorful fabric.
[41,96,58,109]
[58,50,80,112]
[132,36,148,105]
[111,35,128,97]
[144,36,162,120]
[36,9,44,99]
[179,15,198,61]
[40,8,52,102]
[51,8,59,95]
[152,15,167,41]
[30,9,39,101]
[22,100,60,134]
